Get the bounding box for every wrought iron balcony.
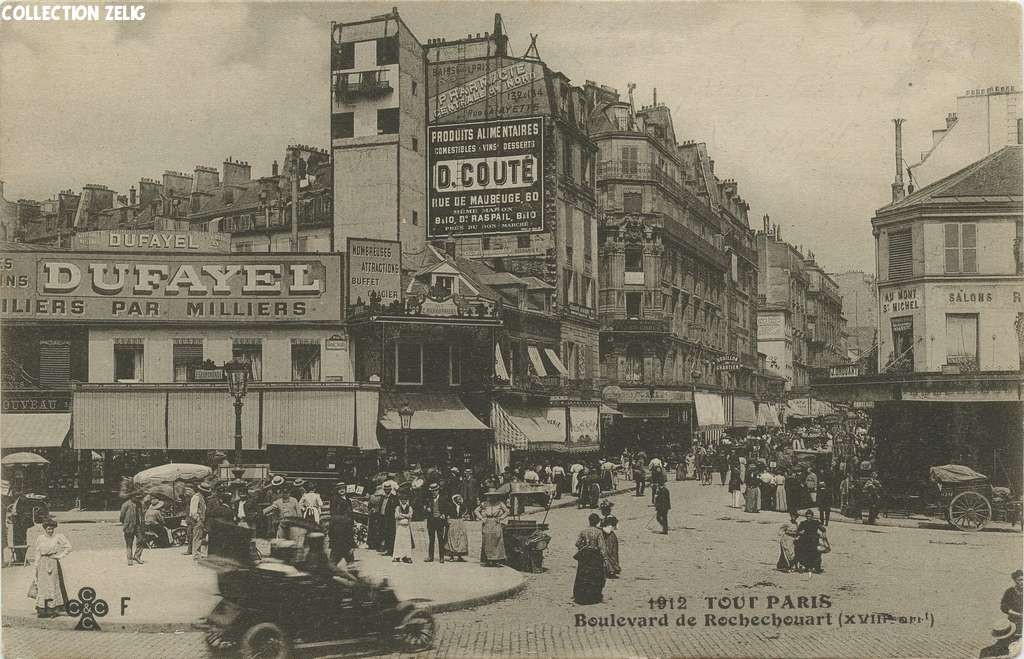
[333,70,393,102]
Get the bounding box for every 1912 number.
[648,596,687,610]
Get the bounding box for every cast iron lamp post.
[224,358,249,483]
[398,402,414,469]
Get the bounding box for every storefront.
[602,388,692,455]
[694,391,726,444]
[497,400,601,464]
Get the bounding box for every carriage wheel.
[395,609,436,653]
[948,491,991,531]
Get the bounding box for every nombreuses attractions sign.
[0,251,342,323]
[427,116,544,238]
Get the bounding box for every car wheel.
[395,609,435,653]
[240,622,290,659]
[172,528,188,546]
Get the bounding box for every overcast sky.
[1,1,1020,272]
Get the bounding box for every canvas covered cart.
[928,465,1022,531]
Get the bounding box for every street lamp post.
[224,359,250,483]
[398,402,414,470]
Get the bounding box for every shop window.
[331,112,354,139]
[889,317,914,372]
[944,223,977,273]
[623,191,642,214]
[625,246,643,272]
[377,108,399,135]
[38,340,71,387]
[291,341,321,381]
[625,345,644,383]
[626,292,642,318]
[945,313,979,371]
[887,230,912,279]
[395,343,423,384]
[232,341,263,381]
[114,343,144,382]
[376,36,399,65]
[333,42,354,70]
[173,340,203,382]
[449,345,463,385]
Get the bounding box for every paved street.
[3,479,1020,658]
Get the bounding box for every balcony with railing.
[604,317,672,334]
[333,70,392,103]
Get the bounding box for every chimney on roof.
[129,186,137,206]
[223,157,251,186]
[444,240,456,258]
[891,118,906,203]
[193,166,219,193]
[272,160,279,177]
[653,88,657,105]
[945,113,958,130]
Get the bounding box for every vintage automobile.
[200,520,434,658]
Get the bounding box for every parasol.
[133,463,212,489]
[1,452,50,466]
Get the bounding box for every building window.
[944,223,977,273]
[332,112,354,139]
[945,313,979,371]
[625,345,644,382]
[376,36,399,65]
[395,343,423,384]
[291,341,321,381]
[412,210,419,226]
[433,275,456,295]
[412,137,418,152]
[172,339,203,382]
[887,230,912,280]
[621,146,639,174]
[114,342,144,382]
[233,241,253,253]
[626,292,642,317]
[377,108,399,135]
[625,246,643,272]
[1018,117,1022,145]
[412,80,418,96]
[449,345,463,385]
[38,340,71,387]
[517,235,531,249]
[333,42,354,70]
[583,214,593,260]
[563,268,575,304]
[563,137,575,180]
[623,191,642,214]
[232,340,263,381]
[889,317,914,372]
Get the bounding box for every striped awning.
[263,390,355,447]
[526,345,547,377]
[73,391,165,449]
[544,348,569,376]
[0,414,71,449]
[730,396,756,428]
[380,393,489,432]
[694,392,725,427]
[167,391,260,450]
[495,343,510,382]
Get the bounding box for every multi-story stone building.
[832,270,877,360]
[756,218,811,393]
[802,255,847,368]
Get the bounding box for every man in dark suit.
[423,482,452,562]
[378,481,398,555]
[654,484,671,534]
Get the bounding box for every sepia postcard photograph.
[0,1,1021,658]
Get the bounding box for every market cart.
[928,464,1022,531]
[495,482,554,572]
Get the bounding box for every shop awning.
[785,398,836,419]
[380,393,489,432]
[544,348,569,376]
[264,389,367,448]
[0,414,71,449]
[499,404,565,444]
[599,404,622,416]
[74,391,166,449]
[167,391,260,450]
[731,396,756,428]
[526,346,547,376]
[756,403,781,428]
[495,344,510,382]
[354,389,382,450]
[694,392,725,427]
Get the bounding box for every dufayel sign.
[0,251,342,323]
[72,230,230,253]
[427,117,544,238]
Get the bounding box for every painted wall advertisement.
[346,238,402,310]
[428,57,548,123]
[0,252,342,322]
[427,116,544,238]
[72,230,231,253]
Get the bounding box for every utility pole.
[291,163,299,252]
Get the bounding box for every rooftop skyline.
[1,1,1019,272]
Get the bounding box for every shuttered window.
[888,231,912,280]
[38,340,71,386]
[173,339,203,382]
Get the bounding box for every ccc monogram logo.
[66,586,109,631]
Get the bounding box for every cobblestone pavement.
[4,479,1021,658]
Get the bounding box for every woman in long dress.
[743,465,760,513]
[775,472,788,512]
[444,494,469,561]
[728,458,744,508]
[794,509,825,573]
[391,494,415,564]
[776,520,799,571]
[476,492,508,566]
[601,515,621,578]
[29,517,71,617]
[573,513,607,604]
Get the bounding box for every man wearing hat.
[185,482,210,558]
[375,481,399,554]
[119,489,146,566]
[424,481,453,563]
[329,482,355,565]
[461,468,479,519]
[1001,569,1023,627]
[143,499,167,547]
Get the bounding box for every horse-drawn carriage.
[928,465,1022,531]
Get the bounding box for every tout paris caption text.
[574,594,935,630]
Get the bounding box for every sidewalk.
[1,521,524,632]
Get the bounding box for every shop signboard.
[618,388,691,404]
[427,117,544,238]
[428,56,548,123]
[0,251,342,323]
[72,230,231,253]
[346,238,402,311]
[568,405,599,445]
[1,390,72,413]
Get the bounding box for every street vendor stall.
[493,481,554,572]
